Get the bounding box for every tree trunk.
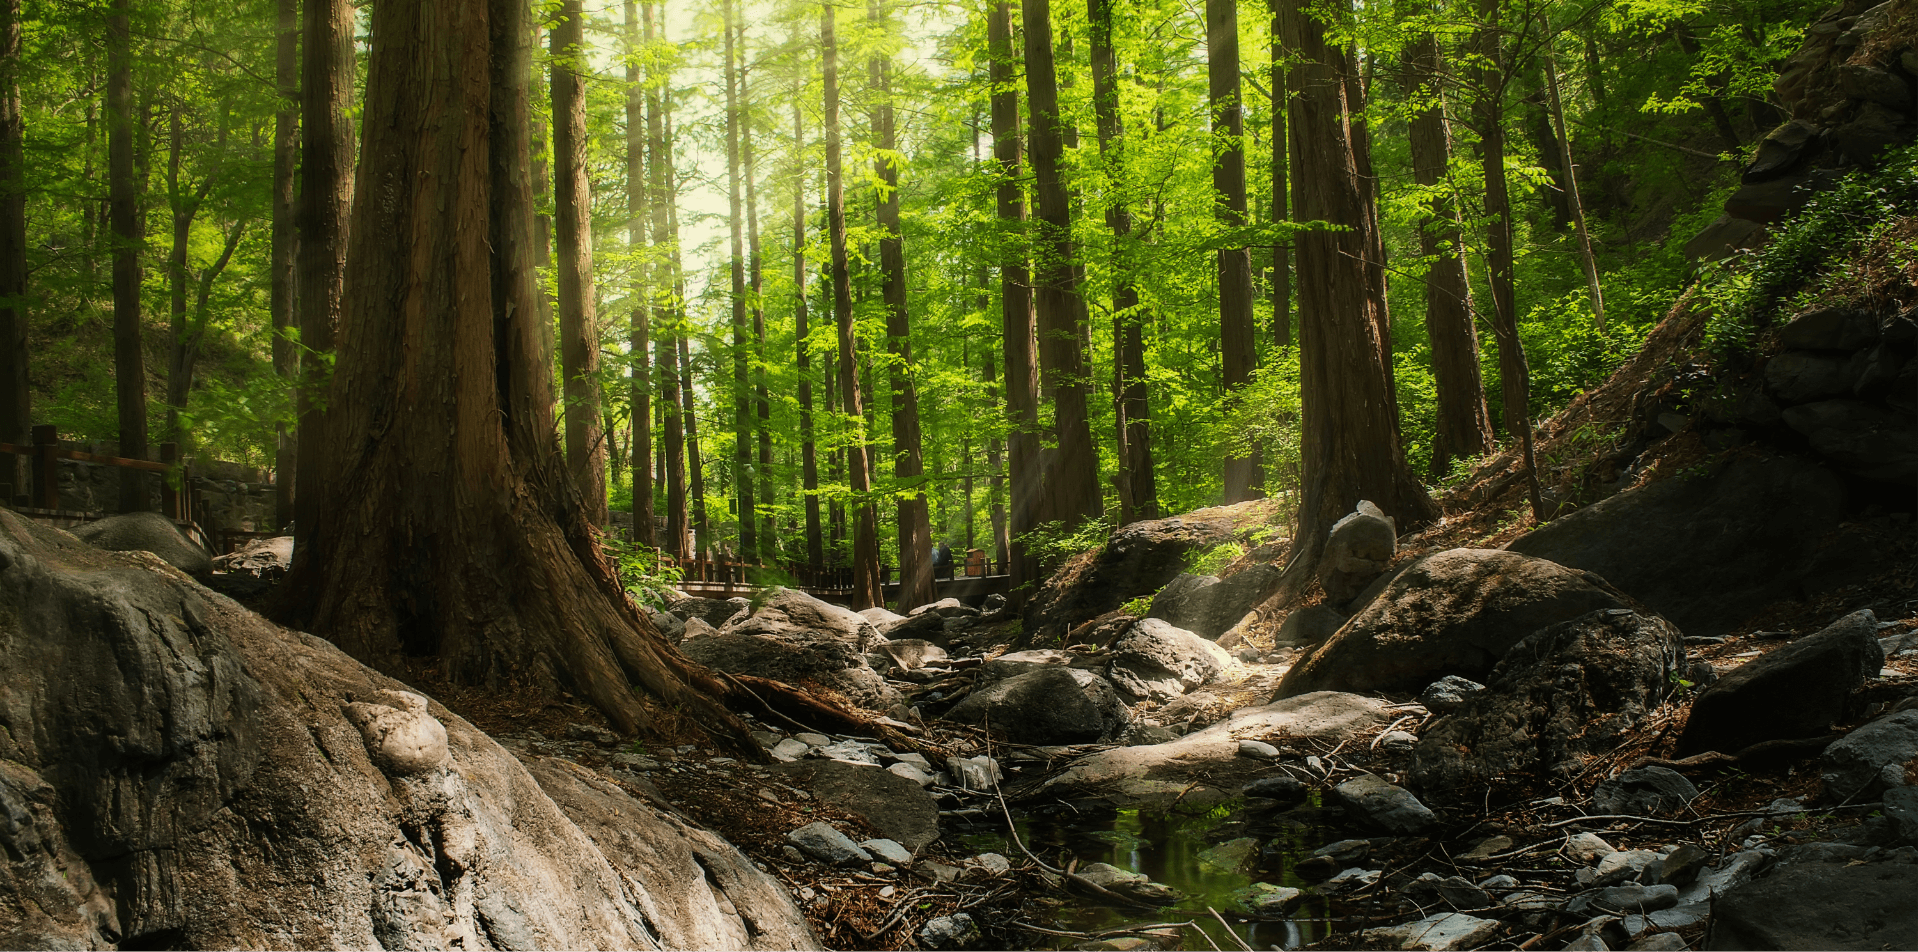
[681,329,709,559]
[295,0,354,538]
[1209,0,1261,503]
[1540,29,1604,329]
[990,0,1041,607]
[646,0,687,558]
[1520,82,1571,229]
[108,1,148,512]
[552,1,609,527]
[824,0,882,608]
[794,87,824,569]
[624,0,655,546]
[1405,32,1492,477]
[1672,24,1740,147]
[271,0,298,531]
[1284,0,1437,565]
[1090,0,1155,526]
[164,103,210,446]
[720,0,755,561]
[0,0,22,501]
[871,1,933,612]
[1268,0,1291,349]
[277,0,759,748]
[740,21,774,558]
[1021,0,1101,531]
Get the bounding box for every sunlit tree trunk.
[553,0,609,526]
[990,0,1041,607]
[1210,0,1261,503]
[623,0,655,546]
[793,89,824,568]
[739,21,775,558]
[720,0,755,559]
[1541,30,1604,330]
[645,1,687,558]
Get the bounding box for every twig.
[1011,921,1094,939]
[1190,919,1226,952]
[859,886,936,940]
[1371,715,1419,749]
[984,724,1064,875]
[1208,907,1255,952]
[1541,802,1882,830]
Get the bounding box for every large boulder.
[1274,549,1632,699]
[1105,618,1233,702]
[679,588,899,710]
[1021,499,1279,644]
[0,510,818,951]
[769,759,940,851]
[1318,500,1397,603]
[1408,610,1684,800]
[1677,610,1884,756]
[1706,861,1918,951]
[1782,400,1918,483]
[71,510,213,577]
[670,595,750,629]
[1506,456,1847,636]
[1820,708,1918,802]
[1146,563,1285,640]
[943,666,1129,744]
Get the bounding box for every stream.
[949,798,1348,951]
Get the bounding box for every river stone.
[1781,305,1883,352]
[680,588,898,710]
[1507,456,1846,636]
[1679,610,1884,756]
[670,594,750,629]
[1076,862,1181,905]
[946,755,1002,792]
[786,822,871,866]
[1231,883,1304,917]
[1274,604,1346,647]
[1199,837,1260,872]
[918,913,981,949]
[1238,740,1280,759]
[1782,400,1918,483]
[1332,773,1439,835]
[1276,549,1633,699]
[876,639,948,671]
[1593,766,1699,817]
[1436,876,1490,909]
[1566,833,1617,863]
[0,510,819,951]
[1105,618,1233,701]
[1595,850,1664,887]
[1820,709,1918,801]
[771,759,940,851]
[1320,500,1398,603]
[944,666,1129,744]
[887,762,935,786]
[1418,675,1485,715]
[771,738,811,761]
[1707,860,1918,950]
[1361,912,1501,951]
[1599,883,1679,912]
[71,510,213,577]
[650,610,687,643]
[1242,774,1308,805]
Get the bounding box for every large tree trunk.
[108,1,149,512]
[823,0,882,608]
[1021,0,1101,531]
[624,0,655,546]
[1405,32,1492,477]
[720,0,755,561]
[794,88,824,569]
[990,0,1040,607]
[872,1,934,612]
[0,0,23,502]
[739,21,774,558]
[294,0,353,540]
[1268,0,1291,349]
[553,1,609,527]
[1090,0,1155,526]
[1284,0,1437,567]
[1209,0,1261,503]
[278,0,754,747]
[271,0,298,531]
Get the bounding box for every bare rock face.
[71,509,213,578]
[0,510,818,951]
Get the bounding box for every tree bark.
[1268,0,1291,349]
[1405,32,1492,477]
[1210,0,1261,503]
[277,0,756,748]
[624,0,655,546]
[0,0,22,501]
[1284,0,1437,565]
[553,0,609,526]
[1021,0,1101,531]
[720,0,755,560]
[294,0,354,538]
[990,0,1041,607]
[108,1,148,512]
[794,87,824,569]
[1541,30,1604,329]
[646,1,687,558]
[739,21,774,558]
[824,0,882,608]
[271,0,298,531]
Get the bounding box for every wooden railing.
[0,425,194,521]
[658,553,1009,595]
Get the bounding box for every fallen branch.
[1542,802,1882,830]
[1208,906,1256,952]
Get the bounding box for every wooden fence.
[1,425,205,543]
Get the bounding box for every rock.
[970,852,1011,875]
[1147,563,1285,640]
[1779,305,1882,351]
[1332,773,1439,835]
[1833,101,1910,166]
[680,588,899,710]
[771,759,940,850]
[1022,500,1279,643]
[1242,774,1308,805]
[1507,456,1846,636]
[1707,861,1918,950]
[0,510,818,951]
[973,648,1074,686]
[1436,876,1491,909]
[771,738,811,761]
[944,666,1129,744]
[679,616,718,643]
[1276,549,1632,699]
[1324,867,1382,892]
[1743,119,1820,182]
[1566,832,1617,864]
[1198,837,1260,872]
[787,822,872,866]
[860,606,907,628]
[1821,709,1918,801]
[1360,912,1501,951]
[1105,618,1233,702]
[911,597,979,619]
[879,610,950,645]
[1679,610,1883,757]
[1684,213,1768,261]
[887,762,935,786]
[1238,740,1280,760]
[876,638,948,671]
[1409,611,1684,798]
[1593,767,1699,817]
[1076,862,1182,905]
[1379,730,1417,751]
[1419,675,1486,715]
[1781,400,1918,483]
[1599,883,1679,912]
[1596,850,1664,887]
[1320,500,1398,602]
[1884,785,1918,844]
[1274,604,1346,647]
[1038,692,1392,807]
[1624,935,1686,951]
[1231,882,1304,917]
[918,913,981,949]
[1766,351,1855,404]
[946,754,1003,792]
[1121,722,1179,746]
[793,732,832,747]
[1458,836,1513,861]
[916,861,963,883]
[670,594,750,629]
[1660,844,1710,885]
[211,534,293,578]
[650,610,687,643]
[72,510,213,577]
[813,739,884,765]
[1562,934,1609,951]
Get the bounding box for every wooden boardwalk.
[670,555,1010,606]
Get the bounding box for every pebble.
[860,838,915,865]
[770,738,809,761]
[879,885,895,898]
[1595,849,1664,887]
[1477,874,1518,890]
[971,852,1011,875]
[1238,739,1281,759]
[786,822,872,866]
[918,913,981,949]
[1566,832,1617,863]
[793,732,831,747]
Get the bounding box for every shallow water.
[953,799,1344,951]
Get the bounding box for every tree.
[823,0,882,607]
[1540,20,1604,330]
[270,0,297,531]
[738,20,774,557]
[792,78,824,568]
[1209,0,1260,503]
[1284,0,1436,563]
[553,0,609,526]
[278,0,753,744]
[989,0,1041,606]
[295,0,354,539]
[624,0,655,547]
[721,0,755,560]
[1267,0,1291,348]
[162,103,246,446]
[108,0,148,511]
[0,0,26,501]
[646,0,688,558]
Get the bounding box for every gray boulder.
[1319,500,1397,603]
[1276,548,1632,699]
[1274,604,1346,647]
[1075,863,1180,905]
[679,588,899,710]
[1779,305,1883,352]
[1707,861,1918,951]
[1147,563,1285,640]
[1332,773,1439,835]
[649,610,686,643]
[670,595,750,629]
[1592,766,1699,817]
[1678,610,1884,756]
[944,666,1129,744]
[1821,709,1918,802]
[1766,351,1856,404]
[910,597,979,619]
[1105,618,1233,702]
[1418,675,1485,715]
[874,638,948,671]
[1410,610,1684,799]
[786,822,871,866]
[1506,456,1846,636]
[0,510,817,951]
[1781,400,1918,483]
[72,510,212,577]
[770,759,940,851]
[918,913,980,949]
[973,648,1074,687]
[860,606,907,628]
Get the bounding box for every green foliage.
[1119,592,1155,616]
[1018,516,1117,571]
[1186,541,1244,578]
[603,536,685,609]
